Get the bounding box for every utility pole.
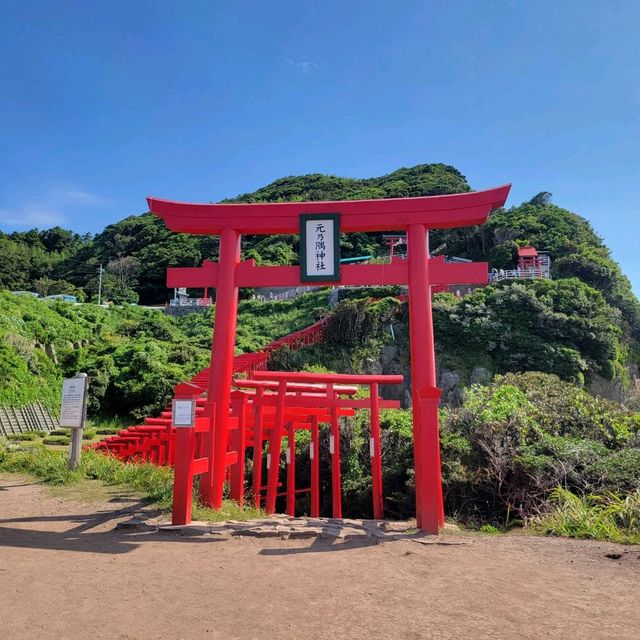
[97,264,104,304]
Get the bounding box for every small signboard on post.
[60,375,88,428]
[60,373,89,470]
[300,213,341,282]
[172,399,196,428]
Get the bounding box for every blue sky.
[1,1,638,293]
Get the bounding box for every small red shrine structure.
[148,185,511,533]
[517,246,551,276]
[383,234,407,260]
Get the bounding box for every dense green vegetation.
[431,192,640,344]
[271,286,628,390]
[284,371,640,526]
[2,164,637,377]
[263,297,640,539]
[535,487,640,544]
[0,289,330,419]
[432,279,626,386]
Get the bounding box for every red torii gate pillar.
[205,229,241,507]
[407,224,442,530]
[148,185,510,533]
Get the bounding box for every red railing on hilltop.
[93,316,331,463]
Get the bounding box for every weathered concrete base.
[118,515,469,546]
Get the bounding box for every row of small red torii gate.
[148,184,511,534]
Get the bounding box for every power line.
[57,256,102,267]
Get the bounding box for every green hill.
[2,164,640,532]
[1,163,638,402]
[0,290,330,419]
[0,164,470,305]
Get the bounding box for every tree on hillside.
[528,191,553,206]
[85,272,138,304]
[107,256,138,294]
[433,278,623,385]
[39,226,83,253]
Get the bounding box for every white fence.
[489,269,550,282]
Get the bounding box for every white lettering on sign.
[309,442,314,460]
[370,437,375,458]
[286,448,291,464]
[60,376,88,428]
[329,434,335,455]
[172,399,195,428]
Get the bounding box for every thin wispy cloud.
[57,188,108,206]
[0,205,67,227]
[0,185,109,229]
[286,59,318,74]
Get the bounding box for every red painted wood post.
[197,401,214,460]
[286,420,296,516]
[418,387,444,533]
[310,415,320,518]
[407,224,442,533]
[252,387,265,508]
[265,380,287,514]
[163,422,174,466]
[171,385,207,526]
[369,383,384,520]
[172,427,197,525]
[204,228,241,508]
[328,383,342,519]
[229,397,246,506]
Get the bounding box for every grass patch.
[7,432,38,441]
[42,436,70,446]
[192,501,264,522]
[535,487,640,545]
[478,524,502,535]
[87,416,129,432]
[0,443,263,521]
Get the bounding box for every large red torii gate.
[148,185,510,533]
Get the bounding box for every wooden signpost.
[60,373,89,470]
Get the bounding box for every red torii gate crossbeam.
[148,185,510,533]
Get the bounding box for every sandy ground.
[0,474,639,640]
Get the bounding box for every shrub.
[439,373,640,524]
[42,436,70,446]
[7,432,37,441]
[535,487,640,544]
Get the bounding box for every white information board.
[300,214,340,282]
[172,399,196,428]
[60,376,88,428]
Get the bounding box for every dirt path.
[1,474,639,640]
